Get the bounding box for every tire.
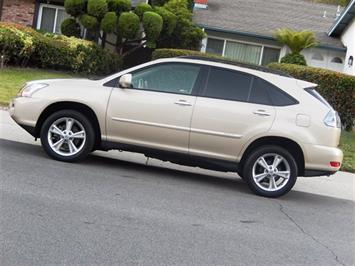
[242,145,298,198]
[40,110,95,162]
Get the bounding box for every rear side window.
[250,77,298,106]
[249,78,272,105]
[202,67,252,102]
[304,87,331,108]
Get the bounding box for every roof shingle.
[193,0,345,49]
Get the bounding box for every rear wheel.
[243,145,298,198]
[40,110,95,162]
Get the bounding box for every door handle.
[253,109,271,116]
[174,100,192,106]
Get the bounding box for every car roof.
[177,56,293,78]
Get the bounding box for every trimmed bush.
[118,12,140,39]
[143,12,163,48]
[269,63,355,130]
[64,0,86,17]
[0,22,121,75]
[152,48,222,60]
[80,14,98,30]
[61,18,81,37]
[108,0,131,14]
[281,53,307,66]
[87,0,108,18]
[135,3,153,19]
[154,6,176,35]
[100,12,118,33]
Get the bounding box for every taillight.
[324,110,341,128]
[330,161,341,167]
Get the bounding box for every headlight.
[18,83,48,97]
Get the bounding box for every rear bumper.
[303,143,343,175]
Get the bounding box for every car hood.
[26,78,92,86]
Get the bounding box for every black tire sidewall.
[40,110,95,162]
[243,145,298,198]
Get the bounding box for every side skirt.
[99,141,239,173]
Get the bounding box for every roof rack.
[178,56,293,78]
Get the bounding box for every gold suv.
[9,57,343,197]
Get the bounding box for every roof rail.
[178,56,293,78]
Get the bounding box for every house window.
[205,38,280,66]
[331,57,343,64]
[225,41,262,65]
[37,4,69,34]
[206,38,224,55]
[261,47,281,65]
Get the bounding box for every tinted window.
[131,63,200,95]
[203,67,252,102]
[249,78,272,105]
[251,77,297,106]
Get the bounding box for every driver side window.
[131,63,201,95]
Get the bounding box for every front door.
[106,62,202,153]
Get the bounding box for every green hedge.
[152,48,222,60]
[269,63,355,130]
[0,22,121,75]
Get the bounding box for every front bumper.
[303,142,343,175]
[9,97,46,136]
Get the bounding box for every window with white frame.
[205,37,281,66]
[37,4,69,34]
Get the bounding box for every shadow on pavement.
[1,138,354,205]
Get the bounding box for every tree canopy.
[61,0,205,57]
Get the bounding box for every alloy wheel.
[47,117,86,157]
[252,153,291,192]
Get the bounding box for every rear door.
[189,67,276,161]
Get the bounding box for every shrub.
[80,14,99,30]
[87,0,108,18]
[281,53,307,66]
[100,12,118,33]
[269,63,355,130]
[61,18,81,37]
[135,3,153,19]
[151,0,170,6]
[0,22,122,75]
[108,0,131,14]
[64,0,86,17]
[143,12,163,48]
[152,48,221,60]
[118,12,140,39]
[154,6,176,35]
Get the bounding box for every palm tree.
[275,28,318,54]
[274,28,318,65]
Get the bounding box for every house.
[1,0,353,75]
[193,0,354,75]
[328,0,355,75]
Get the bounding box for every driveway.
[1,110,354,265]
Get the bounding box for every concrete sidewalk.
[1,109,354,201]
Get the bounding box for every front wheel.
[243,146,298,198]
[40,110,95,162]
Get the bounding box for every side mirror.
[119,74,132,88]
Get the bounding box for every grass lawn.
[0,67,354,173]
[0,67,77,105]
[339,131,355,173]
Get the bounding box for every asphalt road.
[0,139,354,265]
